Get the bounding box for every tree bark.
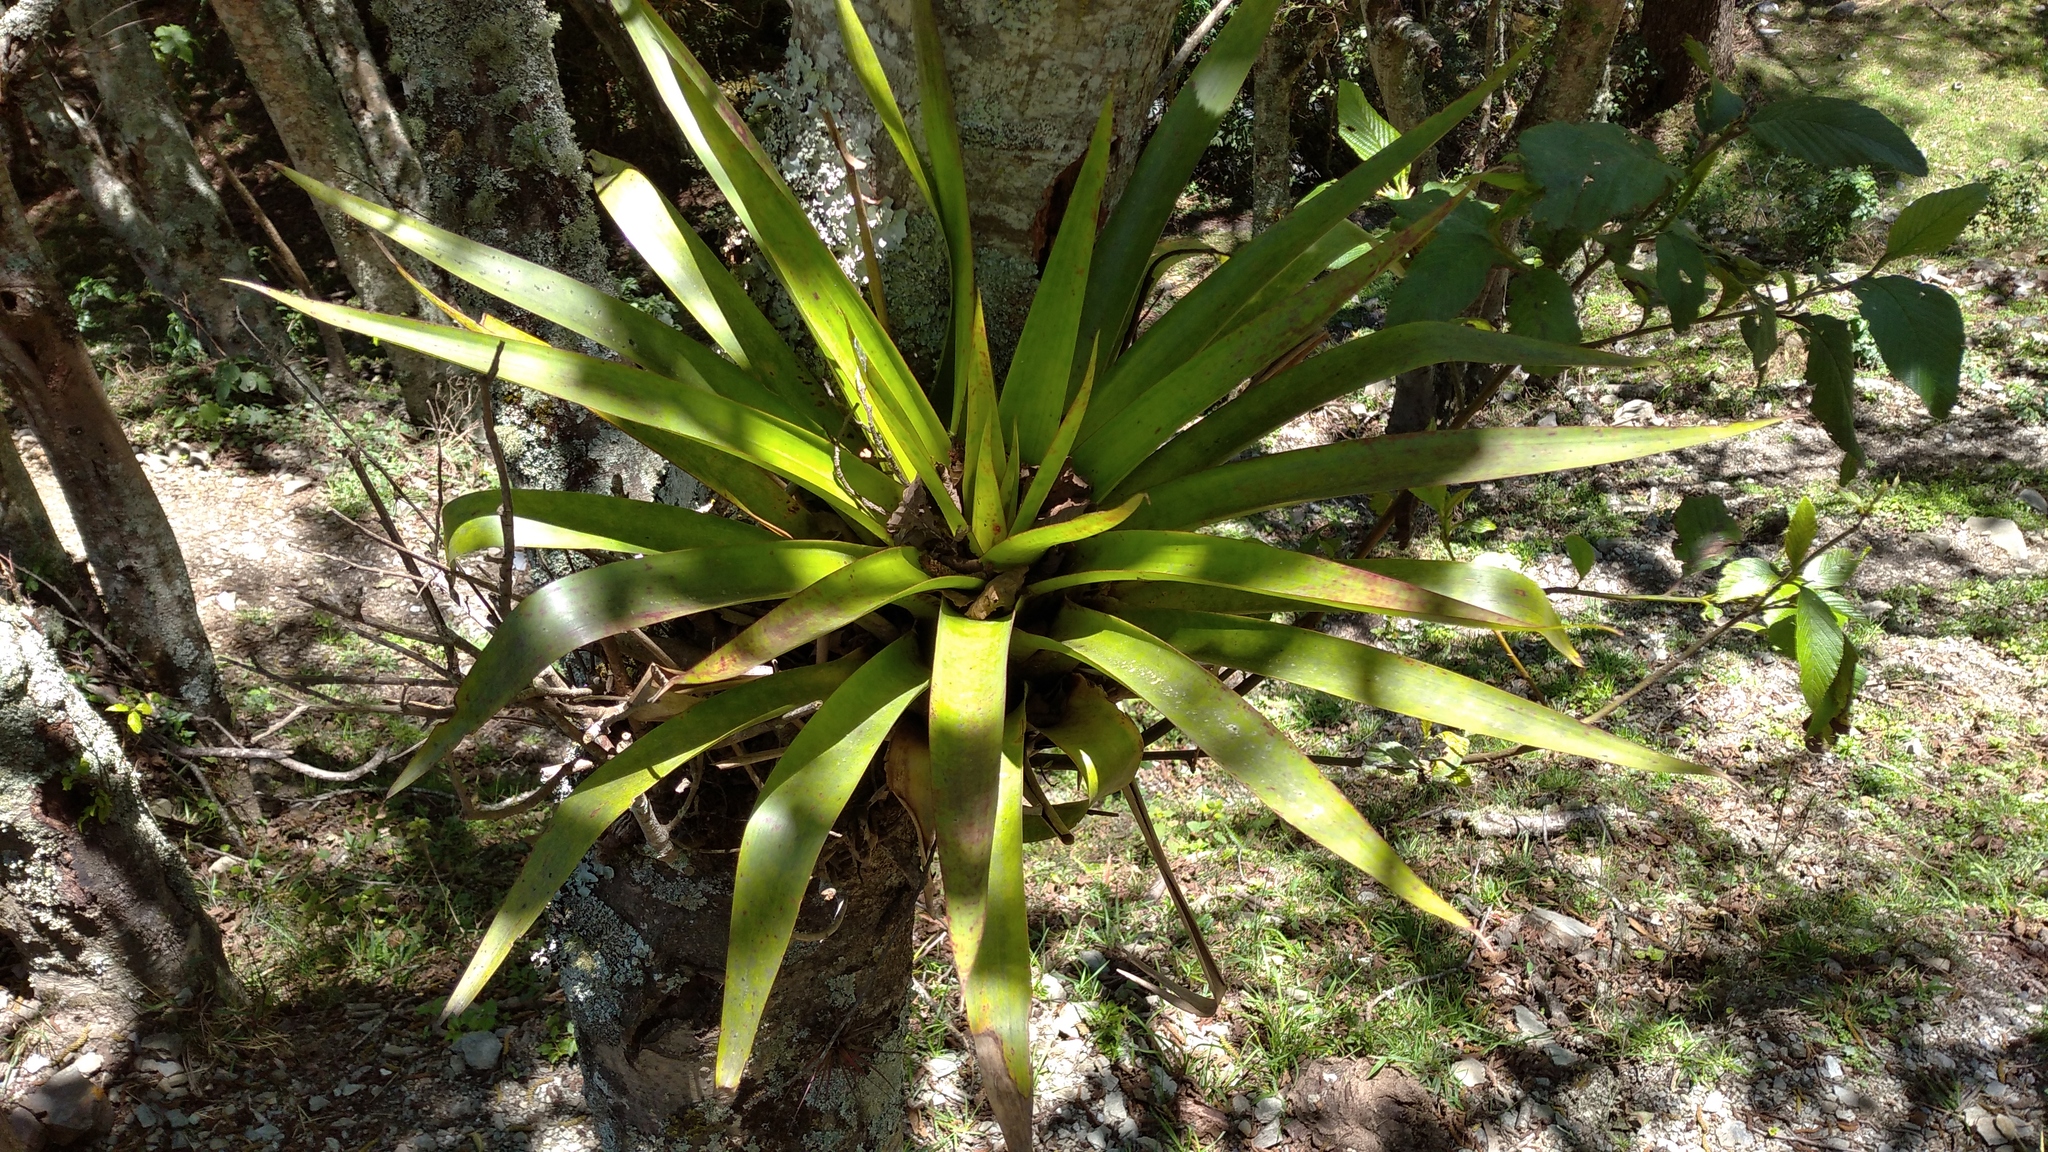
[59,0,293,364]
[298,0,428,214]
[1515,0,1628,132]
[375,0,669,497]
[1632,0,1735,124]
[1250,9,1336,232]
[547,765,922,1150]
[777,0,1183,374]
[0,600,237,1052]
[1360,0,1437,188]
[0,417,77,599]
[0,162,224,723]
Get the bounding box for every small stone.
[1976,1113,2008,1145]
[1542,1043,1582,1068]
[306,1096,328,1113]
[452,1031,501,1071]
[20,1064,112,1143]
[1528,907,1597,944]
[1229,1094,1251,1115]
[1964,517,2029,558]
[1451,1058,1489,1087]
[1253,1095,1283,1123]
[2019,488,2048,515]
[165,1109,192,1129]
[133,1103,161,1129]
[1995,1115,2020,1140]
[244,1122,283,1142]
[215,592,238,611]
[1613,399,1657,426]
[1042,973,1067,1002]
[1236,1118,1256,1138]
[7,1106,46,1152]
[1755,1,1779,11]
[1252,1119,1284,1148]
[1826,0,1857,17]
[1536,412,1558,428]
[1514,1006,1551,1037]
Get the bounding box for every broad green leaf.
[442,488,772,557]
[1084,47,1532,436]
[929,609,1014,972]
[1748,96,1927,176]
[1506,267,1582,346]
[242,284,898,538]
[1013,348,1095,530]
[1038,677,1142,800]
[1384,193,1499,326]
[967,703,1033,1152]
[1784,496,1818,567]
[1672,494,1738,575]
[1125,421,1771,531]
[1001,99,1113,462]
[1336,79,1404,190]
[1802,546,1860,590]
[277,166,811,431]
[981,495,1145,570]
[1115,323,1640,498]
[1798,314,1863,480]
[1565,535,1598,580]
[589,155,828,426]
[393,543,870,793]
[1881,183,1989,265]
[1124,609,1715,776]
[1716,556,1779,601]
[614,0,958,524]
[1522,123,1677,234]
[443,657,861,1023]
[1655,228,1709,333]
[1352,557,1579,663]
[679,548,980,684]
[1044,604,1467,926]
[1035,530,1527,629]
[1739,301,1778,371]
[1794,587,1851,738]
[1076,0,1282,372]
[718,637,927,1087]
[1848,276,1962,419]
[1697,80,1744,134]
[606,415,825,540]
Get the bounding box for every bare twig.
[473,343,516,623]
[250,703,310,745]
[345,448,461,672]
[1159,0,1237,104]
[172,743,400,783]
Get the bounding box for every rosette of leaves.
[250,1,1760,1142]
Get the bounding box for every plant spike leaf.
[1353,558,1580,665]
[602,415,824,539]
[1123,610,1717,776]
[970,702,1034,1152]
[678,548,981,684]
[1038,677,1142,800]
[716,637,929,1087]
[1012,341,1097,530]
[443,657,864,1023]
[392,543,871,794]
[981,494,1145,570]
[831,0,940,214]
[1043,605,1468,927]
[442,488,772,557]
[1001,98,1114,461]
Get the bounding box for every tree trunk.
[1515,0,1628,132]
[1632,0,1735,124]
[1361,0,1437,188]
[0,417,78,600]
[0,162,224,723]
[1251,10,1336,232]
[206,0,453,420]
[297,0,428,214]
[777,0,1183,374]
[547,765,923,1150]
[60,0,293,364]
[375,0,669,498]
[0,600,236,1055]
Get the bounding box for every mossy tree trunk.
[375,0,670,498]
[1251,5,1336,232]
[0,405,79,601]
[58,0,295,364]
[0,600,237,1054]
[0,157,224,723]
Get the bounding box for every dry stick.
[1158,0,1237,105]
[343,448,462,676]
[318,514,504,610]
[820,108,890,333]
[171,755,249,854]
[172,743,398,783]
[1020,763,1076,844]
[473,343,516,623]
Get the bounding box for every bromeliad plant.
[251,0,1760,1143]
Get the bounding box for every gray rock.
[132,1103,160,1129]
[18,1065,111,1144]
[2019,488,2048,515]
[6,1106,46,1152]
[1821,1054,1843,1080]
[1976,1113,2008,1145]
[1825,0,1857,17]
[1528,907,1598,944]
[1251,1119,1284,1148]
[1451,1058,1490,1088]
[1253,1095,1284,1122]
[1543,1043,1582,1067]
[1964,516,2029,558]
[1514,1005,1551,1037]
[452,1031,502,1071]
[306,1096,328,1113]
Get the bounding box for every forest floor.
[3,2,2047,1152]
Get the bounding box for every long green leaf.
[980,494,1144,570]
[1076,0,1281,369]
[614,0,959,524]
[908,0,981,435]
[679,548,980,684]
[929,609,1013,968]
[589,155,830,427]
[1082,46,1532,439]
[970,703,1033,1152]
[1336,79,1405,190]
[1001,99,1113,462]
[604,415,824,539]
[1353,558,1579,664]
[393,543,870,794]
[277,166,811,430]
[717,637,928,1087]
[1126,610,1715,776]
[442,657,862,1022]
[243,284,897,538]
[1115,323,1640,498]
[1044,604,1467,926]
[1032,530,1526,629]
[442,488,772,557]
[1039,677,1142,800]
[831,0,939,216]
[1126,422,1774,530]
[1012,346,1096,530]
